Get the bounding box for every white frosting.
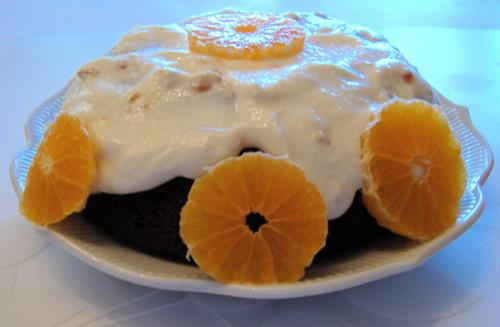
[62,11,437,219]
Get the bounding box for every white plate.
[10,90,493,299]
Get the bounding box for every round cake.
[61,10,438,261]
[83,160,388,261]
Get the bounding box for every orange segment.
[20,114,97,225]
[361,100,466,240]
[180,153,327,284]
[185,9,305,60]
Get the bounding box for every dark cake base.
[317,191,390,259]
[84,177,193,259]
[83,179,389,262]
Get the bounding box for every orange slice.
[180,153,327,284]
[361,100,466,240]
[20,114,97,225]
[185,9,305,60]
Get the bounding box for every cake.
[18,9,466,284]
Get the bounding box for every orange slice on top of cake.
[185,9,305,60]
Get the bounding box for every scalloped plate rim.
[9,89,494,299]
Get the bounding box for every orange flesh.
[361,100,466,240]
[20,114,97,225]
[186,10,305,60]
[180,153,327,284]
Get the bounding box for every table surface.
[1,1,499,326]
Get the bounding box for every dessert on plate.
[18,9,466,285]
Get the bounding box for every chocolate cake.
[83,177,388,261]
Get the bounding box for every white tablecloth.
[1,1,499,326]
